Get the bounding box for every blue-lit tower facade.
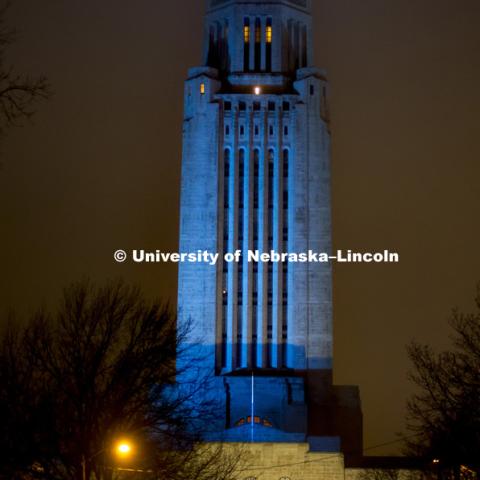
[178,0,362,453]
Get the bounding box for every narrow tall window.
[200,83,205,95]
[255,18,261,42]
[252,269,258,366]
[282,150,289,214]
[281,149,289,368]
[216,22,223,67]
[267,149,275,368]
[252,148,260,368]
[266,21,272,44]
[221,21,229,71]
[224,149,230,203]
[267,263,273,368]
[237,257,243,366]
[282,263,288,368]
[253,149,260,221]
[254,18,261,71]
[244,21,250,43]
[239,149,245,212]
[294,22,300,70]
[287,20,294,71]
[301,25,308,67]
[207,26,215,67]
[237,149,246,368]
[266,18,272,72]
[243,18,250,71]
[268,149,274,243]
[222,148,231,369]
[253,149,260,243]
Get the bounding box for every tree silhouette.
[0,279,241,480]
[0,1,50,142]
[406,286,480,477]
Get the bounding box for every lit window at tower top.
[244,25,250,43]
[255,22,261,43]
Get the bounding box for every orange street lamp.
[115,440,134,459]
[82,439,136,480]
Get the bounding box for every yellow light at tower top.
[266,25,272,43]
[244,25,250,43]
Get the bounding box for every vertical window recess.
[244,18,250,71]
[254,18,261,71]
[266,18,272,71]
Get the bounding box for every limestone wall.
[221,442,345,480]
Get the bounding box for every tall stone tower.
[178,0,362,454]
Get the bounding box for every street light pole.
[81,455,86,480]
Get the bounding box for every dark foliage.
[0,279,241,480]
[406,286,480,477]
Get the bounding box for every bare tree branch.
[405,284,480,476]
[0,279,243,480]
[0,0,51,143]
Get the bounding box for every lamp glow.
[254,86,261,95]
[115,441,133,459]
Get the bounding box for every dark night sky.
[1,0,480,455]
